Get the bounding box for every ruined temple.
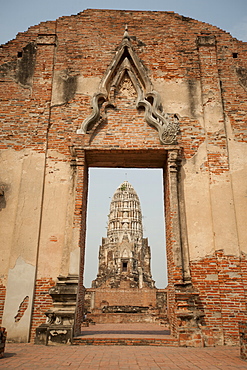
[93,180,155,290]
[84,181,166,323]
[1,9,247,346]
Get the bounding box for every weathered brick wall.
[191,252,247,345]
[91,286,157,309]
[0,282,6,326]
[29,278,55,341]
[0,9,247,345]
[1,10,246,153]
[85,284,159,324]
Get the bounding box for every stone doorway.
[83,167,167,327]
[72,148,193,343]
[35,148,203,347]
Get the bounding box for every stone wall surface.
[0,9,247,345]
[90,285,157,309]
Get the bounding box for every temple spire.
[92,180,155,289]
[123,24,130,39]
[107,180,143,242]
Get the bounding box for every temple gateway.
[0,9,247,347]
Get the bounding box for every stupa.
[92,180,155,289]
[85,181,166,323]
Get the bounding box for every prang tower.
[92,181,155,289]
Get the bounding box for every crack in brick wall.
[14,296,29,322]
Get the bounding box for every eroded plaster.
[0,149,46,275]
[51,71,101,106]
[69,247,80,276]
[183,142,215,260]
[152,78,204,124]
[37,150,78,279]
[2,257,35,342]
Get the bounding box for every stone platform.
[73,323,178,346]
[87,312,165,324]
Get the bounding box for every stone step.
[73,336,178,346]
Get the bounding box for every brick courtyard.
[1,342,247,369]
[1,324,247,369]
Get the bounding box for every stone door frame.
[72,146,191,337]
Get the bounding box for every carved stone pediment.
[77,26,179,144]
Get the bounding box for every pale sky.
[1,1,247,288]
[1,0,247,45]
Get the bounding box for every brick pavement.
[1,343,247,369]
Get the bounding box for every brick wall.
[1,9,246,154]
[0,283,6,326]
[92,287,157,309]
[1,9,247,345]
[29,278,55,342]
[190,251,247,345]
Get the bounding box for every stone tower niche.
[92,180,155,290]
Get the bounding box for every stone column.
[166,149,205,346]
[138,267,143,289]
[166,149,183,282]
[165,149,182,337]
[72,147,88,336]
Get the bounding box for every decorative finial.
[123,24,130,39]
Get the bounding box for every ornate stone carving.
[35,275,78,345]
[167,150,179,172]
[77,26,179,144]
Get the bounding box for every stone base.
[35,324,74,345]
[239,322,247,360]
[178,329,204,347]
[47,325,74,345]
[88,312,168,324]
[174,282,205,347]
[35,275,78,345]
[35,324,49,345]
[0,327,7,358]
[73,336,178,346]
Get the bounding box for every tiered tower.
[92,181,155,289]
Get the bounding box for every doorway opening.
[84,168,167,290]
[122,261,128,272]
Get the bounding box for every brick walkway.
[1,324,247,369]
[1,343,246,369]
